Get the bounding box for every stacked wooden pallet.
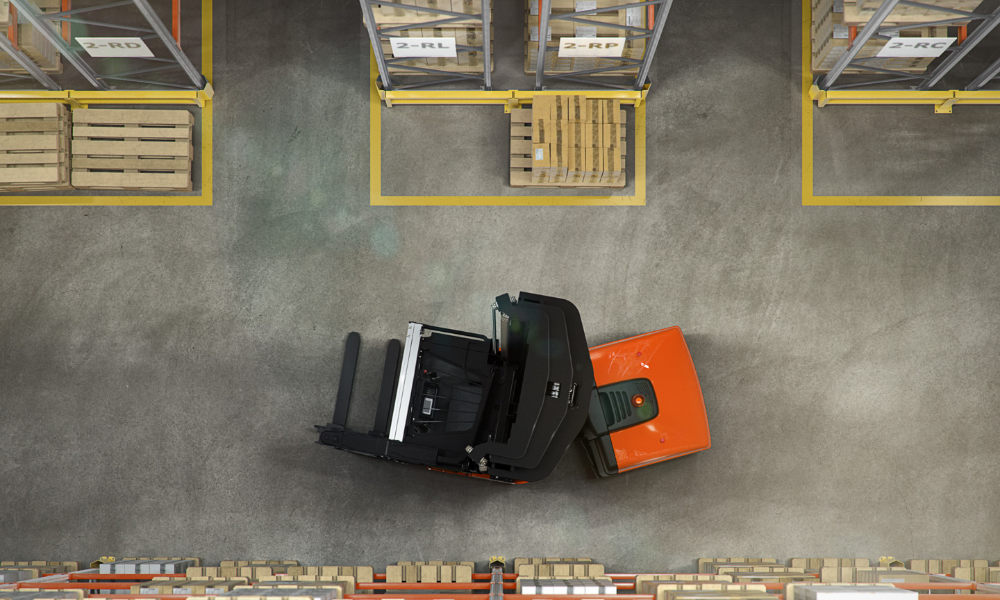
[368,0,494,74]
[510,95,625,188]
[811,0,980,74]
[0,103,70,191]
[71,108,193,191]
[0,0,63,73]
[524,0,647,75]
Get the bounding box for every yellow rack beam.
[381,84,650,111]
[0,85,214,109]
[810,85,1000,114]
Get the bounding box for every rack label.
[558,37,627,57]
[876,37,955,57]
[389,37,457,58]
[76,37,154,58]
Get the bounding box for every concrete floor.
[2,0,1000,573]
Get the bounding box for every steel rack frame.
[810,0,1000,109]
[532,0,672,90]
[360,0,492,91]
[0,0,206,92]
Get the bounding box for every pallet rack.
[6,557,1000,600]
[809,0,1000,110]
[0,0,208,93]
[360,0,493,91]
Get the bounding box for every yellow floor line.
[369,50,645,207]
[801,0,1000,206]
[0,0,213,207]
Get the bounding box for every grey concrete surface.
[2,0,1000,574]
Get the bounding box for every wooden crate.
[0,103,71,191]
[71,108,193,191]
[509,107,626,188]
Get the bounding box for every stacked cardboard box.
[811,0,978,74]
[524,0,646,76]
[512,558,593,571]
[366,0,494,75]
[636,575,734,594]
[0,103,70,191]
[908,559,987,575]
[187,567,277,579]
[698,560,779,575]
[820,567,907,583]
[517,562,605,578]
[530,95,622,186]
[792,560,871,572]
[221,561,300,568]
[0,0,63,73]
[131,578,250,595]
[284,566,374,584]
[256,576,356,595]
[0,562,78,574]
[387,562,473,583]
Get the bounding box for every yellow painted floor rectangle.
[369,53,645,207]
[800,0,1000,206]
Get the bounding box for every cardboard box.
[566,95,586,122]
[636,576,734,594]
[583,122,602,148]
[567,146,583,184]
[551,95,570,121]
[601,145,621,183]
[565,120,584,148]
[584,99,601,123]
[531,143,550,184]
[600,99,621,124]
[550,139,568,183]
[583,148,600,184]
[601,123,621,148]
[698,560,779,575]
[532,97,555,131]
[534,119,552,144]
[792,560,871,571]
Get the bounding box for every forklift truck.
[316,292,710,483]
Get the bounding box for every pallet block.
[71,108,193,191]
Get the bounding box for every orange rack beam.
[69,574,189,580]
[358,583,514,590]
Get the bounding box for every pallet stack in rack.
[510,94,625,188]
[0,0,63,73]
[524,0,647,76]
[810,0,982,74]
[0,103,71,191]
[368,0,494,75]
[70,108,194,191]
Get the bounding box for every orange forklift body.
[590,327,710,473]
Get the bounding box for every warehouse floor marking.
[368,51,646,207]
[800,0,1000,206]
[0,0,213,207]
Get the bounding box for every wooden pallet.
[509,107,626,188]
[0,103,71,192]
[71,108,193,191]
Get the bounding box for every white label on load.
[76,37,154,58]
[833,24,848,38]
[535,148,544,160]
[626,6,642,26]
[833,0,843,12]
[876,36,954,57]
[575,0,597,11]
[388,36,457,57]
[575,26,598,37]
[558,37,626,56]
[530,26,553,41]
